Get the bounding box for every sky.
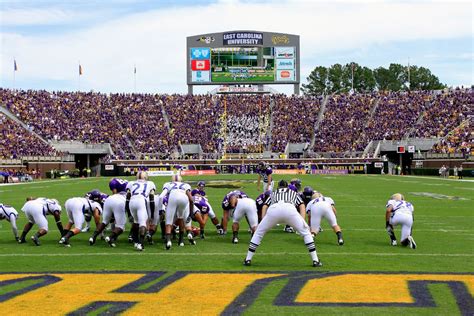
[0,0,472,94]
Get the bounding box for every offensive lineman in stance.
[386,193,416,249]
[244,180,322,267]
[19,198,63,246]
[306,192,344,245]
[89,178,128,247]
[0,203,19,241]
[60,196,101,246]
[227,195,259,244]
[126,171,156,251]
[159,174,195,249]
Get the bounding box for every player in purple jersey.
[191,181,206,197]
[256,162,273,193]
[187,195,223,238]
[220,190,248,235]
[255,191,270,223]
[82,189,108,232]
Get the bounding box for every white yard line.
[0,252,472,257]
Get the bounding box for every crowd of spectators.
[0,88,472,159]
[0,112,58,159]
[431,119,472,156]
[314,93,375,153]
[272,95,322,152]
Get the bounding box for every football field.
[0,174,473,315]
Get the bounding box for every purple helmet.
[109,178,128,193]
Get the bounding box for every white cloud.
[1,8,78,26]
[1,0,472,93]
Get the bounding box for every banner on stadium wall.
[311,170,348,175]
[374,162,384,168]
[181,170,216,176]
[273,169,301,175]
[104,165,115,171]
[148,170,176,176]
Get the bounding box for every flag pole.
[13,58,16,90]
[134,64,137,93]
[78,61,81,92]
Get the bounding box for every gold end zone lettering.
[1,272,472,315]
[0,272,282,315]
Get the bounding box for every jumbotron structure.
[187,30,300,95]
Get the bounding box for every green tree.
[408,66,445,90]
[301,66,329,96]
[328,63,346,93]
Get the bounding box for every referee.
[243,180,322,267]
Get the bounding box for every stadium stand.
[0,88,472,159]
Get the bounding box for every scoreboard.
[186,31,300,92]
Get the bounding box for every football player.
[243,180,322,267]
[187,195,223,239]
[126,171,156,251]
[158,174,195,249]
[227,195,258,244]
[89,178,128,247]
[19,198,63,246]
[256,162,273,193]
[255,191,270,223]
[82,189,108,232]
[306,192,344,245]
[191,181,207,197]
[221,190,248,235]
[385,193,416,249]
[59,196,102,247]
[0,203,19,241]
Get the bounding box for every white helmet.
[312,191,322,199]
[137,171,148,181]
[391,193,404,201]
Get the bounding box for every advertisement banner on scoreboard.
[275,47,295,59]
[190,47,211,60]
[191,71,210,82]
[276,59,295,70]
[276,70,295,81]
[191,60,210,71]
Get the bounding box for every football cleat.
[136,243,143,251]
[128,235,133,243]
[312,260,323,267]
[81,226,90,233]
[284,225,295,233]
[31,235,40,246]
[59,237,66,244]
[391,240,398,246]
[179,242,185,247]
[165,240,172,250]
[318,227,323,233]
[146,234,154,245]
[338,238,344,246]
[200,233,205,239]
[408,236,417,249]
[89,237,95,246]
[105,236,116,248]
[18,238,26,244]
[217,228,224,235]
[243,260,251,266]
[188,233,196,245]
[232,237,239,244]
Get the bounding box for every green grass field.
[1,174,473,315]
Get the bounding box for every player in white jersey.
[59,197,102,247]
[19,197,63,246]
[226,196,258,244]
[158,174,195,249]
[0,203,19,241]
[385,193,416,249]
[125,171,156,251]
[89,178,129,247]
[306,192,344,245]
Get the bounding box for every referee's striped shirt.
[264,188,304,208]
